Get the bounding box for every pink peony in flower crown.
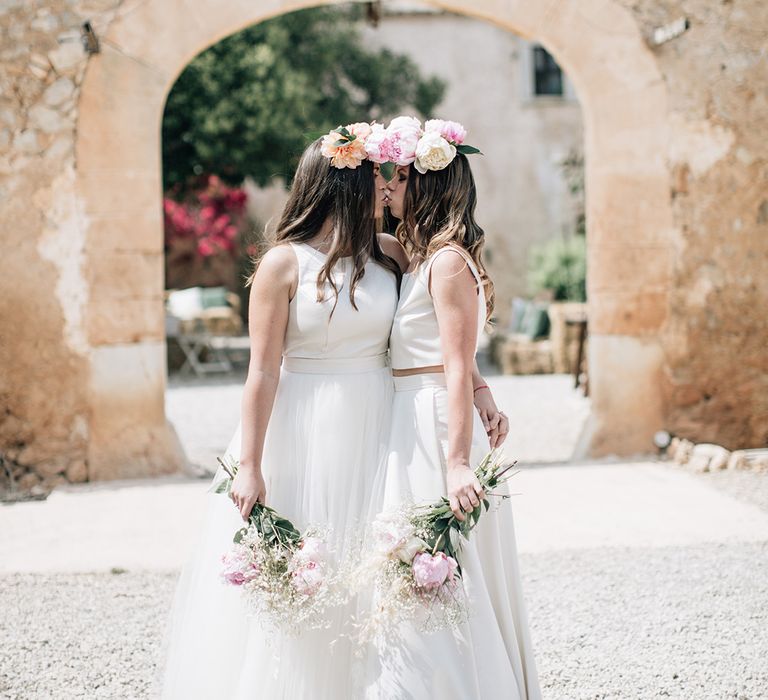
[320,117,480,176]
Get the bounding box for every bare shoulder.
[258,243,299,277]
[377,233,410,273]
[429,246,473,278]
[252,243,297,287]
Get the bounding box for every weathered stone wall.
[618,0,768,449]
[0,1,122,493]
[0,0,765,492]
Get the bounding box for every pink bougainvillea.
[163,175,247,260]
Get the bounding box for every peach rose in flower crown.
[321,124,369,169]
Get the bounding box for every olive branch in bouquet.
[414,451,518,576]
[213,455,301,548]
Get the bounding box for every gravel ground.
[665,465,768,515]
[527,541,768,700]
[165,372,246,474]
[4,374,761,698]
[2,540,766,699]
[0,571,174,700]
[165,371,592,471]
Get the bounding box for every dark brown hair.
[396,153,495,320]
[247,139,400,308]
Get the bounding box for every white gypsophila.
[414,131,457,173]
[234,525,348,636]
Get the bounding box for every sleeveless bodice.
[389,246,486,369]
[284,242,398,360]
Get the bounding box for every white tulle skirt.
[159,355,393,699]
[364,373,541,700]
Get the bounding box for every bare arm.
[431,251,485,521]
[230,245,296,520]
[471,362,509,448]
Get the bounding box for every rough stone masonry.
[0,0,766,492]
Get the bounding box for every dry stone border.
[668,437,768,474]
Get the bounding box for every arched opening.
[75,0,673,480]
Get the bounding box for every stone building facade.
[360,4,583,318]
[0,0,766,492]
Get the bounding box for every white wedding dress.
[159,242,398,699]
[364,245,542,700]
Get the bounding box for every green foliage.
[560,149,586,236]
[527,148,587,302]
[162,6,446,191]
[528,235,587,302]
[415,452,517,577]
[214,456,302,546]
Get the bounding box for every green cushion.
[200,286,229,309]
[509,297,530,333]
[521,303,550,339]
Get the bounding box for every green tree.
[162,6,446,191]
[528,236,587,302]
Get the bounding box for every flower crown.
[320,116,481,178]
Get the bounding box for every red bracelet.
[473,384,489,393]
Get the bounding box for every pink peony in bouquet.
[349,450,518,644]
[212,456,347,635]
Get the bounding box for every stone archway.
[75,0,673,478]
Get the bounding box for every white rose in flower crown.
[414,131,457,174]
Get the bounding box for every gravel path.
[2,540,766,699]
[3,374,762,698]
[165,372,592,471]
[527,541,768,700]
[667,465,768,515]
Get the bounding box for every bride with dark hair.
[161,129,402,699]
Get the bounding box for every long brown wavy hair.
[396,153,495,321]
[247,138,400,308]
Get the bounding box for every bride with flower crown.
[158,119,525,699]
[364,116,541,699]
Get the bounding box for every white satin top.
[389,245,486,369]
[283,242,398,360]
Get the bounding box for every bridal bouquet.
[350,451,518,644]
[212,456,347,635]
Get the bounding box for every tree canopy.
[162,6,446,192]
